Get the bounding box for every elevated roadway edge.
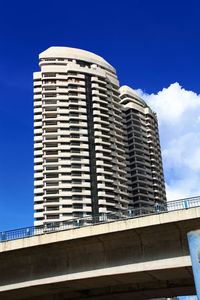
[0,207,200,299]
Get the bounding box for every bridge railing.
[166,196,200,211]
[1,196,200,243]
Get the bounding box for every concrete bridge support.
[0,208,200,299]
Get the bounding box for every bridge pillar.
[187,229,200,300]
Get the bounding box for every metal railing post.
[128,209,133,218]
[76,219,80,227]
[1,232,6,241]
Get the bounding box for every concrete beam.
[0,207,200,299]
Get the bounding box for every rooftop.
[39,46,115,72]
[119,85,146,106]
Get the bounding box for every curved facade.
[120,86,166,212]
[33,47,128,226]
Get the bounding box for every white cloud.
[136,83,200,201]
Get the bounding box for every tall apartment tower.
[33,47,129,226]
[120,86,166,212]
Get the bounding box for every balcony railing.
[0,196,200,243]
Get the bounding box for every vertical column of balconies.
[108,86,129,213]
[62,72,91,219]
[34,62,94,225]
[42,71,60,223]
[92,75,116,214]
[33,73,44,225]
[91,74,128,215]
[145,112,166,205]
[124,108,155,210]
[121,108,132,206]
[41,68,92,223]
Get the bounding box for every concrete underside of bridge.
[0,208,200,300]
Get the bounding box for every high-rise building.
[33,47,166,226]
[33,47,128,226]
[120,86,166,213]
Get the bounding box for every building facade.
[33,47,128,226]
[33,47,166,226]
[120,86,166,213]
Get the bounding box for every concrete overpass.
[0,205,200,300]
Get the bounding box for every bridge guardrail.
[1,196,200,243]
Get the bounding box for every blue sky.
[0,1,199,298]
[1,0,200,227]
[179,297,197,300]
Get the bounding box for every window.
[46,206,59,211]
[72,187,82,192]
[73,204,83,209]
[46,190,58,194]
[69,105,78,110]
[72,195,82,200]
[70,134,80,138]
[69,92,78,96]
[70,141,80,146]
[70,127,80,131]
[71,171,82,176]
[72,179,82,184]
[69,99,79,103]
[46,174,58,178]
[71,156,81,161]
[45,198,59,202]
[68,85,77,89]
[71,148,80,153]
[43,73,56,77]
[73,212,83,217]
[69,112,79,117]
[71,164,81,169]
[46,215,59,219]
[70,120,79,124]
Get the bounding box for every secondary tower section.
[120,86,166,213]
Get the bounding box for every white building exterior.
[33,47,166,226]
[33,47,128,226]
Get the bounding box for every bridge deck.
[0,207,200,299]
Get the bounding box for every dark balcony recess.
[85,75,99,215]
